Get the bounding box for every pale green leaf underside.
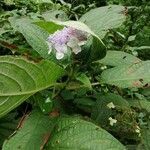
[80,5,126,38]
[9,17,50,59]
[0,56,64,118]
[101,61,150,88]
[97,51,141,66]
[2,109,56,150]
[47,116,126,150]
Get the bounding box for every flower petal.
[46,41,52,54]
[72,45,81,54]
[67,37,79,48]
[56,52,64,59]
[55,44,68,53]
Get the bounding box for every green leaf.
[31,0,53,4]
[74,97,95,113]
[129,99,150,113]
[9,17,51,59]
[141,119,150,150]
[0,113,19,148]
[141,88,150,100]
[46,116,126,150]
[89,37,106,61]
[101,61,150,88]
[129,46,150,51]
[42,10,68,21]
[97,51,141,66]
[0,56,64,118]
[35,21,63,34]
[92,93,130,125]
[76,73,92,89]
[2,109,57,150]
[37,94,53,114]
[80,5,126,38]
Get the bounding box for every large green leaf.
[80,5,126,38]
[97,51,141,66]
[0,56,64,118]
[101,61,150,88]
[9,17,51,59]
[2,109,57,150]
[46,116,126,150]
[0,113,19,148]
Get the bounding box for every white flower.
[45,98,51,103]
[135,125,140,133]
[67,37,82,54]
[107,102,115,109]
[108,117,117,126]
[56,52,64,60]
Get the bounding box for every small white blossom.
[67,37,81,54]
[108,117,117,126]
[135,125,140,133]
[135,129,140,133]
[101,66,107,70]
[45,98,51,103]
[107,102,115,109]
[56,51,64,60]
[47,27,88,59]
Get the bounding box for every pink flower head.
[47,27,88,59]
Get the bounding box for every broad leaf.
[9,17,52,59]
[101,61,150,88]
[97,51,141,66]
[0,56,64,118]
[46,116,126,150]
[80,5,126,38]
[89,37,106,61]
[0,113,19,148]
[2,109,57,150]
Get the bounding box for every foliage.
[0,0,150,149]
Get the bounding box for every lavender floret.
[47,27,88,59]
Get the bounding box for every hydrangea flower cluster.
[47,27,88,59]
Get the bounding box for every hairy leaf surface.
[0,56,64,117]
